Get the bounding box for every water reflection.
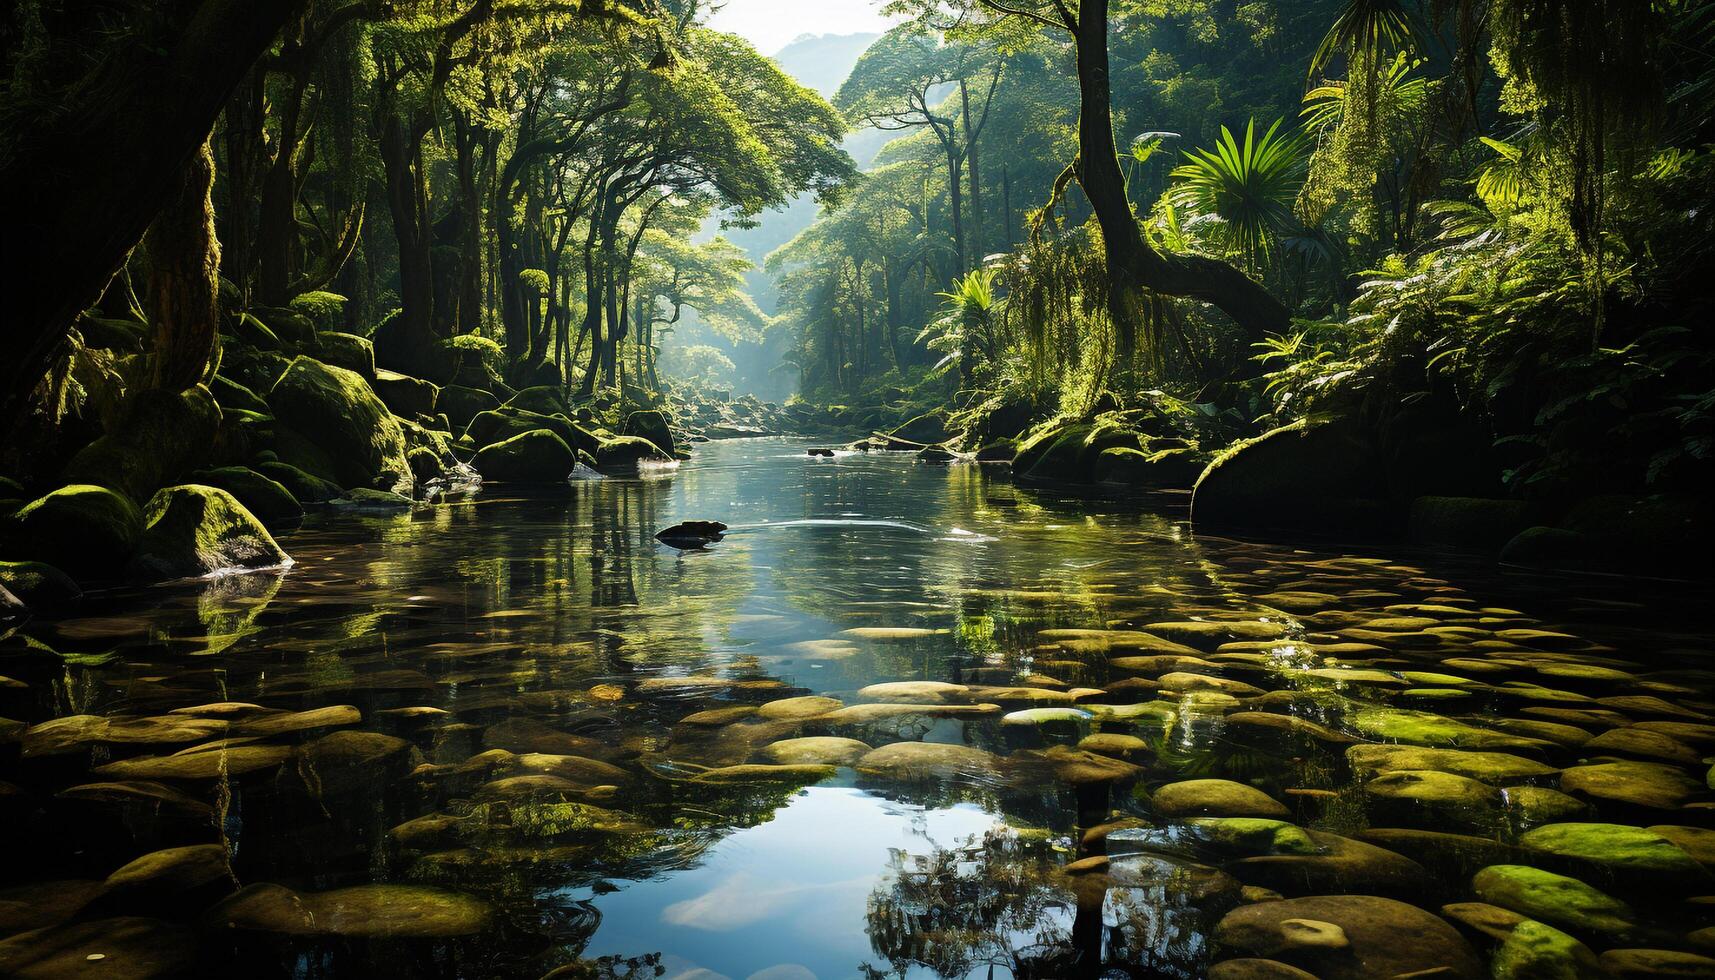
[1,439,1712,978]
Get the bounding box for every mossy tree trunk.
[0,0,304,432]
[148,136,224,391]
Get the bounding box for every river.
[2,437,1711,978]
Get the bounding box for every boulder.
[0,561,82,610]
[440,385,500,429]
[254,461,341,503]
[1012,418,1143,484]
[127,485,290,581]
[1472,864,1639,939]
[372,369,439,418]
[190,467,303,528]
[1153,779,1291,819]
[466,407,597,455]
[267,357,411,492]
[315,332,376,379]
[61,385,222,502]
[1192,417,1389,535]
[472,430,576,484]
[622,409,676,456]
[504,386,568,416]
[595,436,670,471]
[2,485,143,581]
[209,375,270,415]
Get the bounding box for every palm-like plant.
[924,268,1001,380]
[1170,117,1312,267]
[1308,0,1419,81]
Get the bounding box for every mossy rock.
[0,560,81,610]
[128,485,289,581]
[62,385,222,502]
[207,882,490,937]
[267,356,411,493]
[594,436,670,471]
[1346,744,1557,784]
[3,485,143,582]
[473,430,576,484]
[1408,496,1539,554]
[315,332,375,379]
[1346,705,1553,752]
[1472,864,1639,939]
[219,347,292,397]
[889,410,952,445]
[622,409,676,457]
[1192,417,1391,535]
[504,386,569,416]
[373,369,439,418]
[210,375,271,415]
[189,466,302,529]
[1181,817,1320,856]
[1213,894,1483,980]
[1099,445,1206,488]
[1154,779,1290,819]
[439,385,499,429]
[466,407,597,456]
[1520,823,1707,883]
[1013,418,1144,484]
[1490,918,1605,980]
[254,461,341,504]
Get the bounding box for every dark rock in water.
[504,385,569,416]
[1013,418,1143,484]
[473,429,576,484]
[0,916,197,977]
[466,407,598,455]
[1192,417,1390,535]
[807,448,835,457]
[656,521,728,548]
[975,439,1016,462]
[268,356,412,493]
[127,485,289,581]
[596,436,671,471]
[3,485,143,581]
[890,409,952,445]
[191,466,303,529]
[1214,894,1483,980]
[622,409,676,457]
[253,461,341,504]
[1409,496,1538,554]
[917,445,959,463]
[0,561,82,610]
[62,384,222,502]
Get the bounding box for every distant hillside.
[772,32,879,97]
[676,30,891,401]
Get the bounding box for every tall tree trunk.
[960,78,984,265]
[379,111,436,372]
[1071,0,1289,361]
[1,0,304,430]
[257,72,311,306]
[148,136,224,391]
[942,138,968,277]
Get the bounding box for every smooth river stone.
[1224,830,1434,898]
[854,741,1000,779]
[1598,948,1715,977]
[1142,621,1291,649]
[1346,744,1557,783]
[104,844,230,893]
[0,917,196,978]
[854,681,968,704]
[754,695,842,720]
[207,883,492,937]
[1214,895,1483,980]
[759,737,870,766]
[1560,760,1704,810]
[234,704,361,736]
[1365,770,1500,811]
[1583,727,1704,766]
[1472,864,1640,939]
[1520,823,1706,883]
[1158,672,1267,697]
[1345,705,1553,752]
[91,744,295,781]
[1153,779,1290,819]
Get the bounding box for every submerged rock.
[760,737,871,766]
[1520,823,1706,883]
[189,466,303,528]
[1346,744,1556,784]
[655,521,728,548]
[1213,894,1483,980]
[207,882,491,937]
[1472,864,1639,939]
[855,741,1000,779]
[1153,779,1291,819]
[127,485,289,581]
[0,917,196,978]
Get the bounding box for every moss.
[4,485,143,581]
[61,385,222,502]
[1184,817,1321,855]
[372,369,439,418]
[127,485,288,581]
[1491,919,1604,979]
[622,409,676,456]
[316,332,376,380]
[191,467,302,529]
[0,560,82,608]
[466,407,598,455]
[1192,416,1390,534]
[504,386,569,416]
[1472,865,1638,938]
[440,385,499,428]
[1347,705,1553,751]
[267,356,411,493]
[473,430,576,484]
[1013,417,1144,484]
[1520,823,1706,880]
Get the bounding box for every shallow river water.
[2,437,1713,978]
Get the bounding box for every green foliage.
[1307,0,1418,81]
[1170,117,1311,266]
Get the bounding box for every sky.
[705,0,902,56]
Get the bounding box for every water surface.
[2,438,1711,978]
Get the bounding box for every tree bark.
[148,136,224,391]
[1,0,305,430]
[1070,0,1290,360]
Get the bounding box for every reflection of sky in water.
[573,787,999,979]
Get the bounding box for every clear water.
[2,437,1711,978]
